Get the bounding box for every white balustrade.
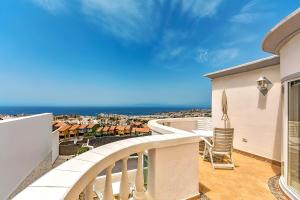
[14,118,201,200]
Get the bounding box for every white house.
[205,8,300,199]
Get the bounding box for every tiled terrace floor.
[199,152,284,200]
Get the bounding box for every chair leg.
[230,152,235,168]
[208,148,214,169]
[202,143,207,160]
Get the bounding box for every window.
[288,79,300,194]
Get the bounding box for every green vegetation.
[77,146,89,155]
[83,132,96,138]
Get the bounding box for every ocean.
[0,106,207,116]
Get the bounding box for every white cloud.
[81,0,157,43]
[181,0,223,18]
[30,0,224,43]
[196,48,239,67]
[196,48,208,63]
[230,0,272,24]
[212,48,239,66]
[223,35,257,46]
[81,0,224,43]
[31,0,66,13]
[240,0,257,12]
[230,13,261,24]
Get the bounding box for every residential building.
[102,126,110,135]
[135,127,151,135]
[125,125,131,134]
[68,124,80,138]
[131,127,136,135]
[116,126,125,135]
[58,124,71,139]
[95,127,103,134]
[202,8,300,199]
[131,121,143,127]
[78,124,88,136]
[87,124,99,133]
[109,126,116,135]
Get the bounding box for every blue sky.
[0,0,298,107]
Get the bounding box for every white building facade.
[206,8,300,199]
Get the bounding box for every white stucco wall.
[278,32,300,199]
[280,33,300,79]
[0,113,53,200]
[51,130,59,164]
[211,65,282,161]
[147,142,199,200]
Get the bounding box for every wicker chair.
[203,128,234,169]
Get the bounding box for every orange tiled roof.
[135,127,150,133]
[87,124,96,129]
[78,124,88,129]
[102,127,109,132]
[116,126,125,131]
[54,121,66,128]
[109,126,116,131]
[96,127,103,132]
[69,124,80,131]
[125,126,131,130]
[59,125,71,132]
[132,122,142,126]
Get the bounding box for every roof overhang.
[263,8,300,55]
[204,56,279,79]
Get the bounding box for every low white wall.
[212,65,282,161]
[147,142,199,200]
[52,130,59,164]
[0,113,53,199]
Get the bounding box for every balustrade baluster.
[134,152,146,200]
[120,157,130,200]
[103,164,115,200]
[84,179,94,200]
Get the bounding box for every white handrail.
[14,125,200,200]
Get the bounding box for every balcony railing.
[149,117,212,134]
[14,118,201,200]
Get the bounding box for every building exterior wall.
[211,65,282,161]
[280,34,300,80]
[278,32,300,199]
[52,130,59,164]
[0,113,53,199]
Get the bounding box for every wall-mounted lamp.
[256,76,272,96]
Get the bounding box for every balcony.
[11,116,283,200]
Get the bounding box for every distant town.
[0,108,211,141]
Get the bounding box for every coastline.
[0,106,210,116]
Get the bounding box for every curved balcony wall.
[14,119,201,200]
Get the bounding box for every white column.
[103,164,114,200]
[120,157,130,200]
[84,179,94,200]
[133,152,145,200]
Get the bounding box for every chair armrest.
[202,137,213,147]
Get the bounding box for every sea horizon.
[0,105,210,116]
